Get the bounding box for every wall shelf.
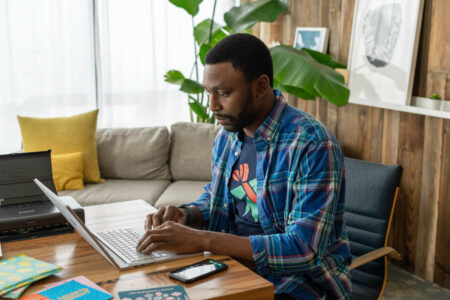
[349,97,450,119]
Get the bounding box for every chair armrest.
[349,247,401,270]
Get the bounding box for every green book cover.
[0,254,62,296]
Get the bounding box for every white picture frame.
[347,0,424,106]
[293,27,329,53]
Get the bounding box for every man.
[137,33,351,300]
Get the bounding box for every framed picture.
[347,0,424,106]
[293,27,329,53]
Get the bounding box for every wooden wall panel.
[252,0,450,289]
[415,117,443,280]
[435,119,450,287]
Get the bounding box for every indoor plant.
[413,93,443,110]
[165,0,349,123]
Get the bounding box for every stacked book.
[0,254,62,299]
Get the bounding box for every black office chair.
[343,157,402,300]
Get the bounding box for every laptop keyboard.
[96,228,168,263]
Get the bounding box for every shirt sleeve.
[187,131,221,229]
[249,140,345,275]
[188,183,212,229]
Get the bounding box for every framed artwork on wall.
[347,0,424,106]
[293,27,329,53]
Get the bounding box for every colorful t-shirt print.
[228,135,264,236]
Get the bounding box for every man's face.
[203,62,257,132]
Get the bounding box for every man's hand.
[136,221,206,254]
[144,205,188,230]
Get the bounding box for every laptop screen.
[0,150,56,206]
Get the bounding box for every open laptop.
[34,178,199,270]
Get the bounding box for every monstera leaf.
[194,19,223,45]
[164,70,204,94]
[188,96,209,120]
[224,0,288,33]
[270,45,349,106]
[168,0,203,16]
[302,48,346,69]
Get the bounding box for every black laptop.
[0,150,84,241]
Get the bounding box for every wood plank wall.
[251,0,450,289]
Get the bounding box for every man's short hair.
[205,33,274,87]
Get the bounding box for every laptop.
[34,178,200,270]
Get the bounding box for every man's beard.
[215,88,256,133]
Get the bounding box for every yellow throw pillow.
[51,152,84,191]
[17,110,104,183]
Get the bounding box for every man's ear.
[254,74,271,98]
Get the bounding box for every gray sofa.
[59,122,219,208]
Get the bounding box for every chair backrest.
[343,157,402,300]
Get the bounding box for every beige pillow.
[96,127,171,180]
[170,122,219,181]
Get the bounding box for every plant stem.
[192,17,199,83]
[208,0,218,44]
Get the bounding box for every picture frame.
[347,0,424,106]
[293,27,329,53]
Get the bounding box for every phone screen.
[171,260,226,281]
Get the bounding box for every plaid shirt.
[190,90,351,300]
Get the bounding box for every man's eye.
[217,92,228,97]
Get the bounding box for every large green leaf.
[168,0,203,16]
[224,0,288,33]
[180,79,204,94]
[164,70,185,85]
[164,70,204,94]
[188,97,209,120]
[274,80,315,100]
[198,28,228,65]
[194,19,222,45]
[302,48,346,69]
[270,45,349,106]
[199,43,212,65]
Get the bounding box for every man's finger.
[136,231,150,250]
[161,206,173,223]
[142,241,169,255]
[152,208,165,227]
[144,214,154,230]
[136,233,166,253]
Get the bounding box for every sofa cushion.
[97,127,171,180]
[170,122,219,181]
[154,180,209,208]
[58,179,171,206]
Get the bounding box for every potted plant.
[412,93,443,110]
[164,0,349,123]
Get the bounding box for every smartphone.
[169,259,228,283]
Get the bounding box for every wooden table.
[2,200,274,299]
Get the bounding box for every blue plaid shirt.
[190,90,351,299]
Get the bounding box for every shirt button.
[224,203,228,208]
[234,151,239,156]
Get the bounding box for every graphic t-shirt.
[228,135,264,237]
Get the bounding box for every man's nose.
[209,94,221,112]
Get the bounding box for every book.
[0,255,62,296]
[3,283,31,299]
[44,276,111,295]
[39,280,112,300]
[118,285,190,300]
[18,293,50,300]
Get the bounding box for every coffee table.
[1,200,274,299]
